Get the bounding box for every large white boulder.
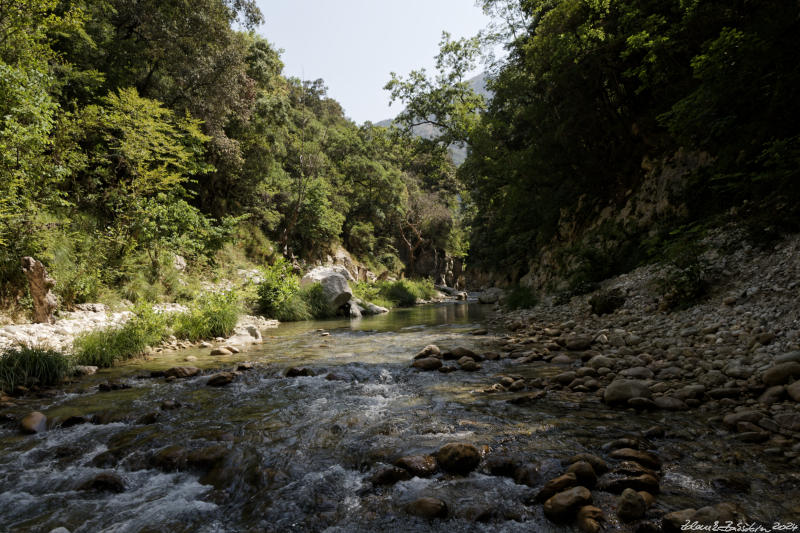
[300,267,353,312]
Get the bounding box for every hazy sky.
[256,0,491,124]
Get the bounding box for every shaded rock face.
[395,455,438,477]
[300,267,353,312]
[21,257,58,324]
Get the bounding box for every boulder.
[395,455,438,477]
[343,300,362,319]
[788,380,800,402]
[478,288,504,304]
[565,335,594,351]
[608,448,661,470]
[762,362,800,386]
[662,509,696,533]
[589,289,625,315]
[436,443,481,474]
[210,347,232,356]
[617,488,646,522]
[577,505,604,533]
[412,357,442,371]
[21,411,47,434]
[362,302,389,315]
[406,497,448,519]
[457,357,481,371]
[543,486,592,522]
[78,472,126,493]
[566,461,597,487]
[300,267,353,312]
[604,379,652,405]
[414,345,441,359]
[535,472,578,502]
[286,367,315,377]
[207,372,236,387]
[369,466,411,485]
[164,366,201,379]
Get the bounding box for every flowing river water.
[0,303,796,532]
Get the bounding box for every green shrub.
[588,288,626,315]
[257,257,301,319]
[658,262,711,311]
[352,281,394,310]
[174,291,240,341]
[0,346,73,392]
[353,278,436,308]
[271,292,312,321]
[503,285,538,310]
[74,305,169,367]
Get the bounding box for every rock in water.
[412,357,442,371]
[21,411,47,434]
[604,379,652,405]
[617,488,646,521]
[21,256,57,324]
[300,267,353,313]
[164,366,201,379]
[207,372,236,387]
[436,442,481,474]
[406,497,448,519]
[78,472,126,493]
[395,455,438,477]
[543,486,592,521]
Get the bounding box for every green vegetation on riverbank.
[1,0,464,321]
[0,346,73,393]
[353,279,437,308]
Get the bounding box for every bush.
[658,262,711,311]
[588,288,626,315]
[503,285,538,310]
[0,346,73,392]
[354,279,436,308]
[256,257,301,319]
[352,281,394,310]
[174,291,240,341]
[74,305,169,367]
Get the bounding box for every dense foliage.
[0,0,463,315]
[390,0,800,278]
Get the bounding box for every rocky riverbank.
[0,303,278,358]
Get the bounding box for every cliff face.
[469,150,712,292]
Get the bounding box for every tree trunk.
[21,257,58,324]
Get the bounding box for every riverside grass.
[0,346,73,392]
[173,291,240,341]
[73,304,170,367]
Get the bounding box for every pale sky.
[256,0,491,124]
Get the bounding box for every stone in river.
[369,465,411,485]
[543,486,592,521]
[164,366,201,379]
[436,442,481,474]
[78,472,126,493]
[207,372,236,387]
[395,454,438,477]
[414,345,441,359]
[608,448,661,470]
[617,488,646,522]
[406,497,448,519]
[762,362,800,386]
[412,357,442,371]
[20,411,47,434]
[604,379,652,405]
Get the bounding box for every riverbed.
[0,303,795,532]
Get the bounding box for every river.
[0,303,794,532]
